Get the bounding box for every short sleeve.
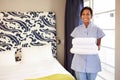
[70,27,79,38]
[97,27,105,39]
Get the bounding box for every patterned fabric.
[0,12,56,56]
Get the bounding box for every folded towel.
[72,45,97,49]
[72,38,96,45]
[70,48,98,55]
[70,38,98,55]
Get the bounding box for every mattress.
[0,58,74,80]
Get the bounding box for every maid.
[70,7,105,80]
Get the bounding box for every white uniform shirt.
[70,22,105,73]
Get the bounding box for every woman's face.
[81,9,92,24]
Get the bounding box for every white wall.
[0,0,66,65]
[115,0,120,79]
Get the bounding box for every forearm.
[97,38,101,50]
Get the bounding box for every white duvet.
[0,58,70,80]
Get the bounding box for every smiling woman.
[70,7,105,80]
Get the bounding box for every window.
[84,0,115,80]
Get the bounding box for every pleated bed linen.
[70,38,98,55]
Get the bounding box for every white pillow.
[21,43,53,64]
[0,49,16,66]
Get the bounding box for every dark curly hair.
[80,6,93,17]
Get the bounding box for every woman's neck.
[84,22,90,28]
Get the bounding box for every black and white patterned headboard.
[0,11,56,56]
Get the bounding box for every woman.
[70,7,105,80]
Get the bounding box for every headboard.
[0,11,56,56]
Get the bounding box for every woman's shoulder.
[91,22,101,29]
[90,22,97,27]
[76,24,84,28]
[73,25,82,30]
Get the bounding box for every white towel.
[72,45,97,49]
[70,38,98,55]
[72,38,96,45]
[70,48,98,55]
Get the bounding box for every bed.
[0,45,75,80]
[0,12,75,80]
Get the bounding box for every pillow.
[21,43,53,64]
[0,49,16,66]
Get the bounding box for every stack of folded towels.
[70,38,98,55]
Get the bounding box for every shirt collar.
[82,21,92,29]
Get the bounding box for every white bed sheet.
[0,58,70,80]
